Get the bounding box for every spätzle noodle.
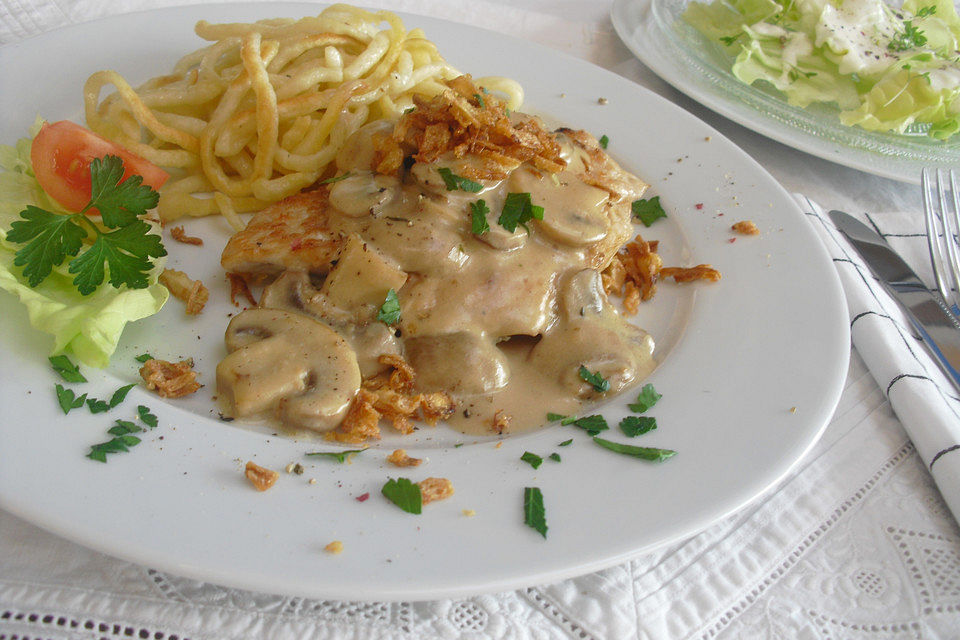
[82,4,523,222]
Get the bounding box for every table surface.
[1,1,959,639]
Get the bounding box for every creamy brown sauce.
[217,119,656,437]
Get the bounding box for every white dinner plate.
[0,3,849,601]
[611,0,960,185]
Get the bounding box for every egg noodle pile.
[82,3,523,224]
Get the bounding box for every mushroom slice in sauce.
[528,269,655,399]
[259,270,401,379]
[217,308,361,432]
[406,332,510,396]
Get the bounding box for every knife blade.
[829,210,960,393]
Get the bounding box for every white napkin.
[798,194,960,525]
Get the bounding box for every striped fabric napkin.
[799,195,960,525]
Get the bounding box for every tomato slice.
[30,121,169,213]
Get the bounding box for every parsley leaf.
[55,384,87,414]
[437,167,483,192]
[632,196,667,227]
[498,192,544,233]
[523,487,548,538]
[719,34,742,46]
[521,451,543,469]
[8,207,87,287]
[135,353,154,363]
[471,199,490,235]
[547,412,568,422]
[137,405,158,428]
[377,289,401,325]
[86,383,137,414]
[88,156,159,227]
[620,415,657,437]
[382,477,422,514]
[86,397,111,414]
[49,355,87,383]
[571,414,608,436]
[593,436,676,461]
[7,156,166,295]
[628,383,661,413]
[578,365,610,392]
[549,452,561,462]
[306,449,366,463]
[87,419,143,463]
[598,134,610,149]
[558,438,573,447]
[915,5,936,17]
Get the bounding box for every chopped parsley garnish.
[305,448,366,463]
[134,353,155,363]
[547,412,568,422]
[498,192,544,233]
[915,5,936,17]
[137,405,158,428]
[631,196,667,227]
[570,414,608,436]
[719,34,743,46]
[86,409,159,463]
[558,438,573,447]
[470,199,490,235]
[8,156,166,295]
[49,355,86,383]
[549,452,562,462]
[521,451,544,469]
[592,436,676,462]
[377,289,401,325]
[437,167,483,193]
[578,365,610,392]
[86,383,136,414]
[382,477,422,514]
[473,93,486,108]
[628,383,661,413]
[523,487,548,538]
[598,134,610,149]
[620,415,657,437]
[55,384,86,415]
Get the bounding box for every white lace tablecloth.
[2,1,960,638]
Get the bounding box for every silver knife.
[829,210,960,394]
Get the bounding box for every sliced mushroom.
[405,332,510,395]
[528,269,655,399]
[217,309,361,432]
[328,171,401,218]
[509,166,609,246]
[259,270,352,325]
[260,270,401,378]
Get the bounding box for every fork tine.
[942,169,960,313]
[922,168,951,303]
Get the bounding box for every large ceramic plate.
[611,0,960,185]
[0,3,848,601]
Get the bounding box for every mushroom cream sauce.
[216,82,656,438]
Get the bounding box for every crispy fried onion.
[327,354,455,443]
[603,234,720,314]
[417,477,454,504]
[140,358,202,398]
[372,75,564,181]
[660,265,722,283]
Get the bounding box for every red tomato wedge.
[30,121,169,213]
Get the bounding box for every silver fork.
[923,168,960,316]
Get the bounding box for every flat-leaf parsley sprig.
[7,155,167,295]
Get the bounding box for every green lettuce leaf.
[0,119,168,368]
